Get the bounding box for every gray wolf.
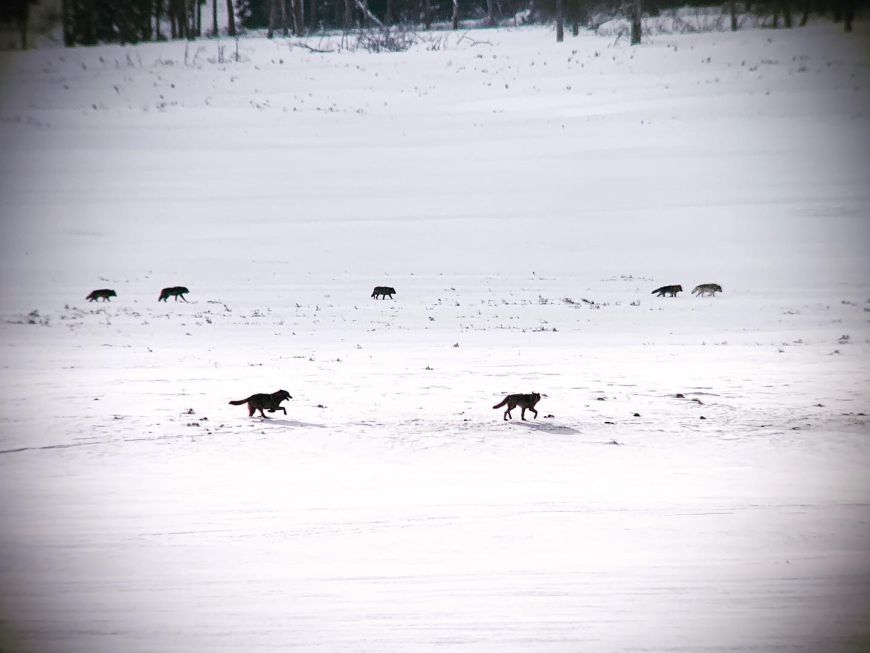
[228,390,292,418]
[651,284,682,297]
[493,392,541,421]
[159,286,190,302]
[86,289,116,302]
[692,283,722,297]
[371,286,396,299]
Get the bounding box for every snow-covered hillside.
[0,21,868,653]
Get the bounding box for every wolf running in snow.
[158,286,190,302]
[692,283,722,297]
[229,390,292,418]
[493,393,542,421]
[86,289,116,302]
[651,284,683,297]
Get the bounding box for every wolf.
[492,392,541,421]
[228,390,292,418]
[86,289,116,302]
[651,284,683,297]
[158,286,190,302]
[371,286,396,300]
[692,283,722,297]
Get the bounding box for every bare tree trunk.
[783,0,792,26]
[353,0,383,26]
[62,0,73,46]
[423,0,431,29]
[344,0,352,29]
[212,0,218,34]
[842,0,854,31]
[485,0,495,26]
[169,0,177,38]
[309,0,317,29]
[225,0,236,35]
[188,0,196,37]
[452,0,459,29]
[555,0,563,41]
[268,0,276,37]
[799,0,810,25]
[196,0,203,36]
[729,0,737,30]
[182,0,190,37]
[155,0,163,39]
[179,0,189,38]
[17,3,29,49]
[289,0,302,35]
[629,0,641,45]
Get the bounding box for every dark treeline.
[0,0,862,48]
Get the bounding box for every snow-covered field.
[1,20,869,653]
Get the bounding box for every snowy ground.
[1,20,869,653]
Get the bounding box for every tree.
[308,0,317,29]
[485,0,495,26]
[729,0,738,30]
[555,0,563,41]
[841,0,855,31]
[0,0,35,49]
[451,0,459,29]
[422,0,431,29]
[62,0,73,45]
[155,0,164,39]
[267,0,286,36]
[226,0,237,34]
[289,0,304,35]
[772,0,793,27]
[798,0,810,26]
[629,0,641,45]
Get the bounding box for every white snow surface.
[1,21,869,653]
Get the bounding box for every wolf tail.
[492,398,507,409]
[228,399,247,405]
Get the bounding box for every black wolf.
[493,392,541,421]
[371,286,396,300]
[159,286,190,302]
[86,289,116,302]
[651,284,682,297]
[228,390,292,418]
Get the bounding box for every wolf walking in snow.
[229,390,292,418]
[692,283,722,297]
[158,286,190,302]
[371,286,396,299]
[651,284,682,297]
[493,392,541,421]
[86,289,116,302]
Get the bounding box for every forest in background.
[0,0,863,50]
